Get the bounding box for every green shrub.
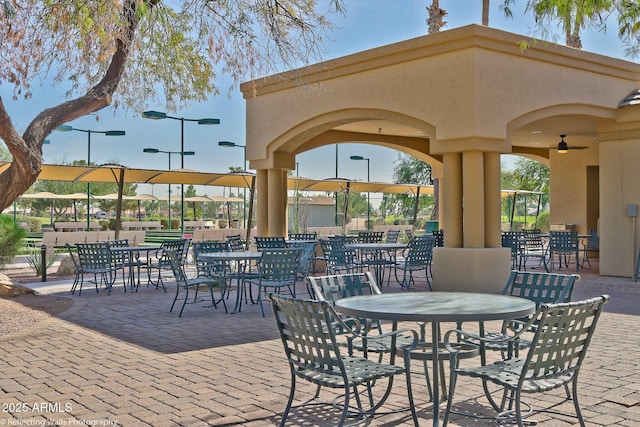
[0,214,26,269]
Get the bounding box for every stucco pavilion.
[241,24,640,291]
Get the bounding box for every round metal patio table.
[334,292,536,426]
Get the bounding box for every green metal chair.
[501,231,523,270]
[319,238,361,275]
[462,270,580,355]
[192,241,230,303]
[519,229,549,271]
[391,235,435,290]
[356,231,384,243]
[443,295,610,427]
[147,238,191,291]
[549,231,580,271]
[74,242,117,295]
[268,293,419,427]
[226,234,245,252]
[254,236,287,249]
[166,249,227,316]
[287,232,317,241]
[248,248,301,316]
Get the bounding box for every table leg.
[431,321,440,426]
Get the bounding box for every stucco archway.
[242,24,640,284]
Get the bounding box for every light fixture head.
[350,155,365,161]
[143,148,159,153]
[198,118,220,125]
[218,141,237,147]
[142,110,167,120]
[56,125,73,132]
[182,151,195,156]
[557,134,568,154]
[105,130,126,136]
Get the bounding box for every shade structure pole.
[114,168,125,240]
[245,176,256,250]
[412,186,421,228]
[86,130,91,231]
[180,118,185,235]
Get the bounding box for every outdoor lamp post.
[143,148,194,231]
[55,125,126,230]
[142,110,220,234]
[218,141,247,228]
[350,155,371,230]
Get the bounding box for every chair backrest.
[405,235,435,266]
[287,232,317,241]
[269,293,347,382]
[192,241,229,277]
[254,236,288,249]
[357,231,384,243]
[108,238,131,264]
[165,249,187,285]
[226,234,245,252]
[288,241,317,277]
[550,231,579,252]
[432,229,444,247]
[161,238,191,265]
[76,242,112,269]
[501,270,579,308]
[520,229,545,252]
[501,231,522,257]
[521,296,609,384]
[586,230,599,249]
[258,248,301,282]
[308,271,381,302]
[384,229,401,244]
[319,238,354,271]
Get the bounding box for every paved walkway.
[1,260,638,426]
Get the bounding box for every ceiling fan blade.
[567,146,589,150]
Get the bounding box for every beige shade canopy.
[288,176,433,195]
[93,193,159,201]
[19,191,90,199]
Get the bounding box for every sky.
[0,0,632,202]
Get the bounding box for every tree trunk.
[427,1,447,34]
[0,0,145,212]
[482,0,490,26]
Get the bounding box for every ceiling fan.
[557,134,588,153]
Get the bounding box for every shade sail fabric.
[19,192,90,199]
[287,176,433,195]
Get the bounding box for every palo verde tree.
[0,0,345,211]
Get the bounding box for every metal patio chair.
[549,231,580,271]
[319,238,361,275]
[166,249,227,316]
[391,235,435,290]
[147,238,191,291]
[192,241,230,302]
[254,236,288,249]
[268,293,419,427]
[226,234,245,252]
[443,295,610,427]
[287,232,317,241]
[248,248,301,316]
[501,231,523,270]
[73,242,117,295]
[519,229,549,271]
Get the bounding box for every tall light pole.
[218,141,247,228]
[56,125,126,230]
[143,148,194,230]
[350,155,371,230]
[142,110,220,234]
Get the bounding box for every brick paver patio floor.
[1,258,639,426]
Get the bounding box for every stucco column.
[432,148,510,293]
[256,169,269,237]
[267,168,286,237]
[484,152,502,248]
[463,151,485,248]
[442,152,462,247]
[281,169,289,234]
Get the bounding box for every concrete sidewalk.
[0,262,638,426]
